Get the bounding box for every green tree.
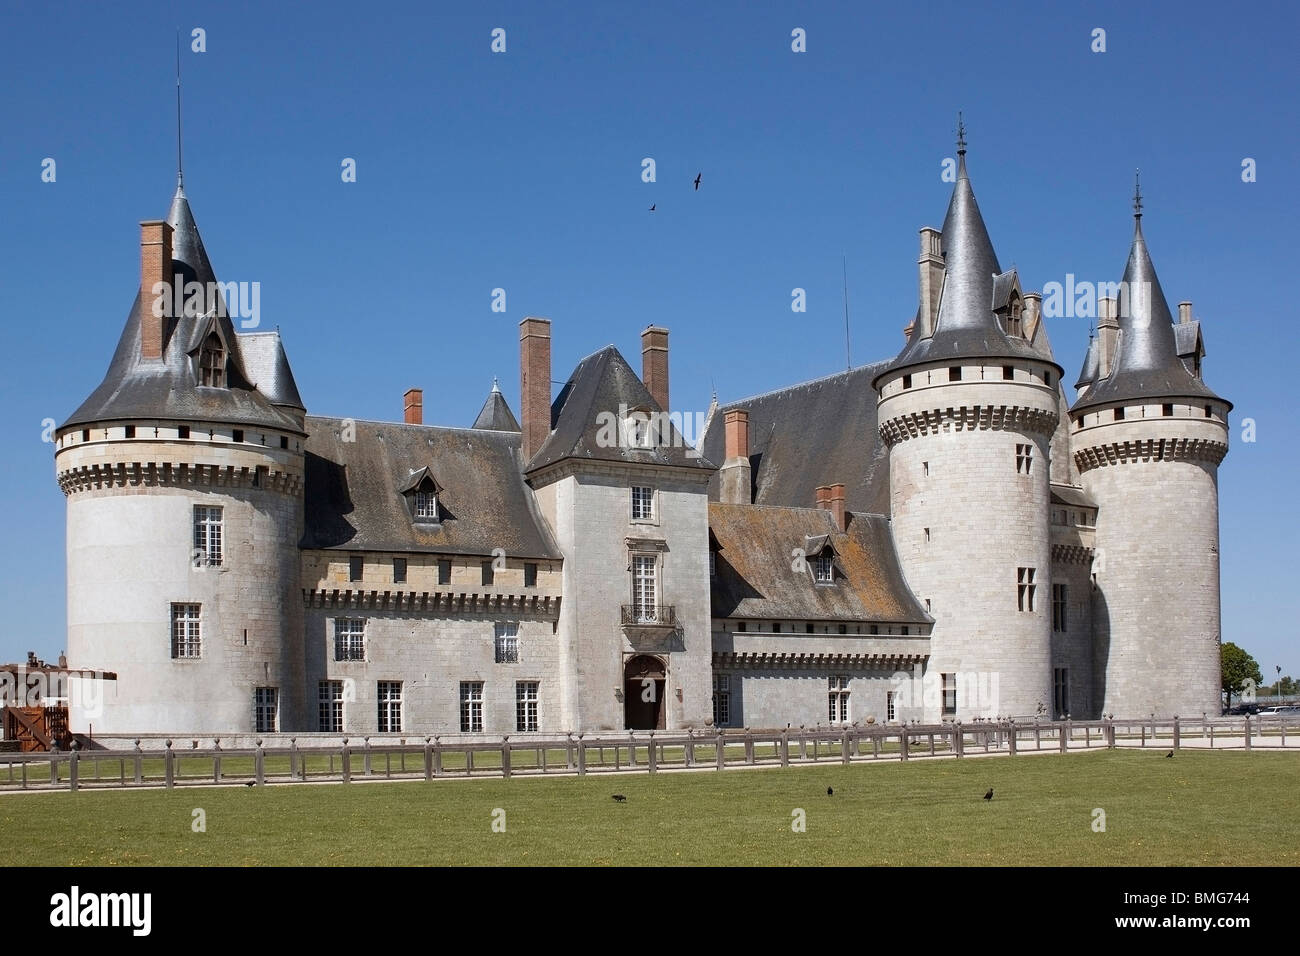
[1221,643,1263,706]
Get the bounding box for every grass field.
[1,749,1294,866]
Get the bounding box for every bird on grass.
[693,173,702,191]
[983,788,994,801]
[1166,751,1174,758]
[612,794,627,802]
[827,787,833,796]
[244,781,255,787]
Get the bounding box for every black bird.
[649,203,655,212]
[693,173,701,191]
[244,781,255,787]
[827,787,833,796]
[612,794,626,802]
[1166,751,1174,758]
[983,788,994,801]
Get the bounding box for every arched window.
[199,333,225,387]
[1006,294,1023,338]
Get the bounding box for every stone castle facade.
[56,145,1230,736]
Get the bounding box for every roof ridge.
[306,415,520,436]
[719,360,890,407]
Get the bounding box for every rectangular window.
[124,425,136,438]
[828,675,850,723]
[737,621,746,632]
[460,681,484,733]
[348,555,363,582]
[902,374,912,389]
[838,623,847,635]
[254,687,277,733]
[524,562,537,587]
[806,622,815,634]
[1161,403,1174,417]
[193,505,223,567]
[318,680,344,733]
[632,555,657,619]
[178,425,190,439]
[772,622,781,634]
[1044,372,1053,389]
[949,366,962,382]
[869,624,879,635]
[942,673,957,715]
[516,681,539,732]
[1052,582,1068,632]
[392,557,407,584]
[1053,668,1069,718]
[886,691,896,722]
[1015,443,1033,475]
[280,435,289,449]
[1017,567,1037,612]
[333,617,366,661]
[481,560,494,586]
[232,429,244,443]
[414,491,438,520]
[924,527,930,543]
[81,428,90,442]
[814,551,834,583]
[712,674,730,727]
[437,559,452,585]
[170,603,201,658]
[494,622,520,663]
[1114,407,1125,421]
[631,486,654,520]
[377,681,403,733]
[922,461,930,477]
[1204,405,1213,418]
[1002,365,1014,380]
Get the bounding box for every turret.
[55,180,307,734]
[1068,185,1230,718]
[874,125,1062,720]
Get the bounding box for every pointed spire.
[472,381,520,432]
[491,376,501,393]
[175,29,184,189]
[1132,168,1142,221]
[933,125,1001,332]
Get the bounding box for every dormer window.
[199,333,225,387]
[399,466,443,524]
[623,408,658,450]
[1006,294,1023,338]
[414,490,438,520]
[814,552,834,584]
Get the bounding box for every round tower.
[1069,195,1230,719]
[56,182,307,735]
[875,138,1061,721]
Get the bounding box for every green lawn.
[0,749,1294,866]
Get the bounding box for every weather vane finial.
[1133,168,1142,219]
[956,111,967,156]
[175,29,184,187]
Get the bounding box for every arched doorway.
[623,655,666,730]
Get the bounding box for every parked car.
[1225,703,1261,715]
[1256,705,1300,716]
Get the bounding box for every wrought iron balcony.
[621,604,677,628]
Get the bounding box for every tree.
[1221,643,1263,706]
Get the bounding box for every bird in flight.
[612,794,627,802]
[983,788,994,801]
[649,203,655,212]
[693,173,701,191]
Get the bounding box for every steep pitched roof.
[303,416,561,559]
[471,381,520,432]
[1075,333,1100,389]
[709,503,930,624]
[526,345,715,473]
[700,363,893,515]
[62,183,303,434]
[239,331,305,410]
[1071,217,1229,412]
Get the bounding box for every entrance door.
[623,655,666,729]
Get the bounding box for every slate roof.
[1071,218,1229,412]
[303,416,562,559]
[526,345,716,473]
[471,382,520,432]
[238,331,305,410]
[1075,334,1100,389]
[62,183,303,434]
[1050,484,1097,510]
[709,503,930,624]
[700,363,892,516]
[876,152,1060,386]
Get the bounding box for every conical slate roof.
[875,149,1057,387]
[471,380,520,432]
[62,181,304,433]
[1075,334,1100,390]
[1070,217,1228,412]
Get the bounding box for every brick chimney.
[641,326,669,412]
[139,220,173,360]
[1098,297,1119,379]
[520,317,552,463]
[404,388,423,425]
[719,409,751,504]
[815,485,831,510]
[828,483,846,532]
[917,227,944,338]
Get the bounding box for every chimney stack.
[1098,297,1119,379]
[1023,292,1043,343]
[815,485,831,510]
[917,227,944,338]
[404,388,423,425]
[719,409,752,504]
[828,483,846,532]
[641,326,669,412]
[1178,301,1193,325]
[520,317,552,463]
[139,220,173,360]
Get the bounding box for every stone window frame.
[318,680,344,732]
[253,686,278,733]
[494,621,520,664]
[170,603,202,659]
[192,505,224,568]
[377,680,403,733]
[827,675,850,724]
[631,485,657,523]
[460,681,484,733]
[333,617,366,662]
[515,680,540,732]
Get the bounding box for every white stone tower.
[56,179,308,734]
[1070,187,1230,718]
[874,133,1061,720]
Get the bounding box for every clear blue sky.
[1,1,1296,679]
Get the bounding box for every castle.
[55,139,1230,736]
